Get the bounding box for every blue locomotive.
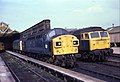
[13,19,79,67]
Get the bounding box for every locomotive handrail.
[6,50,105,82]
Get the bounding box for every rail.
[1,55,21,82]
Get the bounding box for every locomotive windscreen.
[48,28,68,38]
[90,32,100,38]
[100,32,108,37]
[55,28,68,35]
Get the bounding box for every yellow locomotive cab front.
[52,35,79,55]
[89,31,110,51]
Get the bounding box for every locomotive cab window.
[100,32,108,37]
[90,32,99,38]
[80,34,84,39]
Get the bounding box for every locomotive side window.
[90,32,99,38]
[85,34,89,39]
[100,32,108,37]
[80,34,84,39]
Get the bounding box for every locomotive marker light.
[45,44,48,49]
[73,40,79,46]
[55,42,62,47]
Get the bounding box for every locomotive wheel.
[99,55,102,61]
[46,57,54,64]
[83,52,88,60]
[101,51,107,61]
[87,52,92,61]
[88,52,95,61]
[61,61,66,67]
[61,57,66,67]
[91,53,97,62]
[71,55,76,67]
[54,59,62,66]
[52,56,62,66]
[69,60,76,68]
[65,55,76,68]
[101,55,106,61]
[36,55,39,60]
[98,52,102,61]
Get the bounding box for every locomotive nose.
[52,35,79,55]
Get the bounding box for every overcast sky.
[0,0,120,32]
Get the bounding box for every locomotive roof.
[37,28,68,40]
[71,27,106,34]
[40,28,68,36]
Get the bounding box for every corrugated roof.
[107,26,120,33]
[0,22,18,37]
[70,27,105,35]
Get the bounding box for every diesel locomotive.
[13,19,79,67]
[70,27,113,61]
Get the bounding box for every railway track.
[73,61,120,82]
[1,52,64,82]
[0,54,20,82]
[113,53,120,56]
[111,54,120,59]
[96,61,120,68]
[109,53,120,58]
[6,50,104,82]
[107,53,120,64]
